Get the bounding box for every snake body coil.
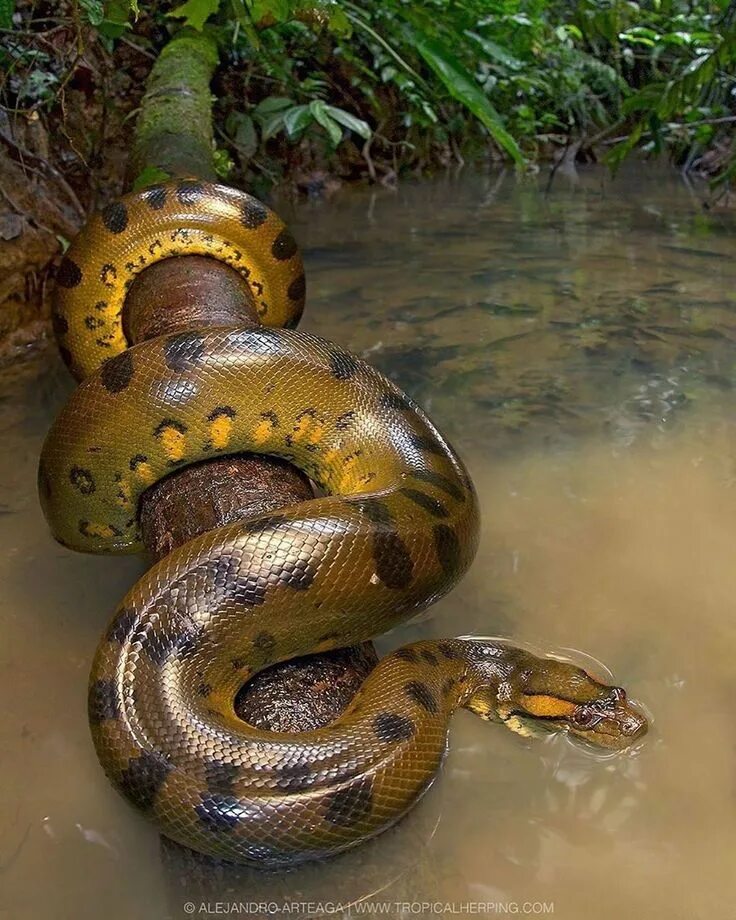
[39,180,647,865]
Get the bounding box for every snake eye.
[573,706,597,728]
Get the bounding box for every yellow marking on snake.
[209,415,233,450]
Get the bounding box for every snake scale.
[39,180,647,865]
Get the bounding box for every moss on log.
[130,31,220,183]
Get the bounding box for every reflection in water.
[1,167,735,919]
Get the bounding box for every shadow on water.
[1,165,735,919]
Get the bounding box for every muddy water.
[1,166,734,919]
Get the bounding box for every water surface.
[1,166,734,919]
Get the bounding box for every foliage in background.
[1,0,734,194]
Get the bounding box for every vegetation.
[1,0,734,194]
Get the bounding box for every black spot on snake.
[100,350,134,393]
[409,434,444,455]
[84,315,104,330]
[395,647,419,664]
[144,185,167,210]
[279,554,317,591]
[421,649,439,666]
[102,201,128,234]
[226,327,280,354]
[438,641,460,660]
[51,312,68,336]
[69,466,96,495]
[56,257,82,288]
[100,262,117,287]
[323,777,374,827]
[433,523,461,576]
[129,454,148,471]
[106,607,136,643]
[271,229,298,261]
[379,391,413,411]
[328,349,359,381]
[399,487,449,519]
[347,497,392,527]
[208,405,236,421]
[119,751,172,811]
[176,180,204,205]
[204,759,240,795]
[240,198,269,229]
[295,407,319,422]
[373,712,416,743]
[163,330,205,371]
[195,793,243,833]
[94,300,107,312]
[274,761,313,792]
[253,632,276,655]
[372,530,414,589]
[412,469,466,503]
[234,573,269,607]
[196,682,212,697]
[405,680,438,714]
[442,676,456,696]
[260,409,280,427]
[88,679,120,723]
[335,410,355,430]
[144,620,202,666]
[287,273,306,302]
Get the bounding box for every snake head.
[461,643,648,752]
[510,656,648,751]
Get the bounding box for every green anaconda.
[39,180,647,865]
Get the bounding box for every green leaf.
[309,99,343,147]
[464,31,523,71]
[324,105,371,140]
[408,30,525,166]
[168,0,220,31]
[251,0,289,24]
[326,5,350,36]
[283,104,312,138]
[253,95,294,115]
[259,110,288,141]
[0,0,15,30]
[132,166,172,191]
[78,0,104,26]
[98,0,136,38]
[213,147,234,178]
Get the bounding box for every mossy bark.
[130,31,220,183]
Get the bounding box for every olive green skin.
[39,181,646,866]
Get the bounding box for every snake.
[39,179,647,866]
